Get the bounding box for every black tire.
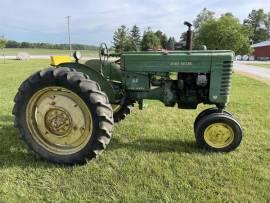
[13,67,113,165]
[113,100,134,123]
[194,108,232,133]
[195,113,243,152]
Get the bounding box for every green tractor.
[13,22,243,165]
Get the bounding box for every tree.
[265,12,270,38]
[130,25,141,51]
[193,8,215,30]
[20,42,30,48]
[244,9,268,43]
[198,14,251,54]
[112,25,132,53]
[0,36,7,49]
[6,40,20,48]
[167,37,175,50]
[155,31,168,49]
[4,40,98,50]
[192,8,215,48]
[141,29,161,51]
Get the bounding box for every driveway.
[234,61,270,84]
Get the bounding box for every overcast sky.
[0,0,269,45]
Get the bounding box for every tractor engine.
[148,73,209,109]
[177,73,209,109]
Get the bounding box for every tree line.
[112,25,176,52]
[1,40,98,50]
[112,8,270,54]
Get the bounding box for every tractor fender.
[57,62,118,103]
[84,59,122,82]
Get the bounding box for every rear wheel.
[195,113,243,152]
[13,67,113,165]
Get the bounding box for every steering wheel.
[99,43,109,69]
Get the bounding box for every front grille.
[220,61,233,96]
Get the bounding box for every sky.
[0,0,269,46]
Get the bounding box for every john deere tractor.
[13,22,243,165]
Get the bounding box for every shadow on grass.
[0,116,64,169]
[0,115,204,169]
[109,137,202,154]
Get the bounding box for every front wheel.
[195,113,243,152]
[194,108,232,133]
[13,67,113,165]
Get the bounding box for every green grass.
[246,63,270,69]
[3,48,98,57]
[0,59,269,202]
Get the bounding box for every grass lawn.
[0,59,269,202]
[246,63,270,69]
[3,48,98,57]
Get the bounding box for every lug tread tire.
[13,67,113,165]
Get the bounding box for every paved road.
[234,61,270,81]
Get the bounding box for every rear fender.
[57,62,119,103]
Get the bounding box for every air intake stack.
[184,21,193,51]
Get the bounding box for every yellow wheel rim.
[112,104,121,114]
[204,123,234,148]
[26,87,93,155]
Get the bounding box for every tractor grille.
[220,61,233,96]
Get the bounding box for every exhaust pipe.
[184,21,193,51]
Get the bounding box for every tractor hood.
[121,50,234,73]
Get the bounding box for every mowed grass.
[0,59,269,202]
[3,48,98,57]
[246,63,270,69]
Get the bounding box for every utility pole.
[1,35,5,64]
[66,16,72,56]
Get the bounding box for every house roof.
[251,40,270,48]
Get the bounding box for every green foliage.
[197,14,252,54]
[20,42,30,48]
[244,9,270,43]
[141,29,161,51]
[0,37,7,49]
[167,37,176,50]
[155,31,168,49]
[5,40,20,48]
[3,48,98,57]
[0,59,270,202]
[193,8,215,30]
[113,26,167,51]
[130,25,141,51]
[179,32,186,44]
[5,40,98,50]
[192,8,215,49]
[179,8,216,49]
[266,12,270,37]
[112,25,132,53]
